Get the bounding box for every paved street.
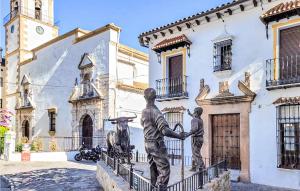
[0,161,103,191]
[231,182,300,191]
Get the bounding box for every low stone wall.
[5,151,77,162]
[200,171,231,191]
[96,160,130,191]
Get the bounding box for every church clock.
[36,26,44,35]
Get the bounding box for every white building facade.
[3,0,148,149]
[139,0,300,189]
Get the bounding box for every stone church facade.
[3,0,149,147]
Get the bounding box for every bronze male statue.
[187,107,205,171]
[141,88,188,191]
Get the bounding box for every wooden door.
[82,115,93,148]
[212,114,240,169]
[168,55,183,95]
[279,25,300,81]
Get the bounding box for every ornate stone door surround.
[195,73,255,182]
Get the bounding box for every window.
[35,0,42,20]
[49,111,56,132]
[277,104,300,169]
[0,99,2,109]
[213,39,232,72]
[164,112,183,158]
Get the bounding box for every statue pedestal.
[4,131,16,161]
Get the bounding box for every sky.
[0,0,231,55]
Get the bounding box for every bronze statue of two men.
[141,88,204,190]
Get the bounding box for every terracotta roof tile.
[273,96,300,105]
[153,35,191,51]
[261,0,300,21]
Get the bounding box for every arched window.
[35,0,42,20]
[13,1,19,13]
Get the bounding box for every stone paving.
[0,161,103,191]
[231,182,300,191]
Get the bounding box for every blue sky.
[0,0,230,54]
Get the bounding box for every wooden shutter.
[168,55,183,79]
[279,25,300,80]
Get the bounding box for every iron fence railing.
[133,151,224,167]
[266,55,300,88]
[167,160,227,191]
[100,151,227,191]
[3,6,54,25]
[26,136,106,152]
[156,76,188,100]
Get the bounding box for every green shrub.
[0,126,9,155]
[15,142,22,153]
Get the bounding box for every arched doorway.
[82,115,93,148]
[22,120,30,139]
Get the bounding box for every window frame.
[277,104,300,170]
[49,111,56,132]
[213,39,232,72]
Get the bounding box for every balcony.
[156,76,188,101]
[3,6,54,25]
[266,55,300,90]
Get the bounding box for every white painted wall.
[146,0,300,189]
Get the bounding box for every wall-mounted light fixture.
[156,52,162,64]
[186,44,191,57]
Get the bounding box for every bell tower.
[5,0,58,55]
[3,0,58,128]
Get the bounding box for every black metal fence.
[266,55,300,88]
[101,151,228,191]
[28,136,106,152]
[133,151,223,167]
[156,76,188,99]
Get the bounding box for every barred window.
[164,112,183,158]
[213,39,232,72]
[49,111,56,132]
[277,104,300,169]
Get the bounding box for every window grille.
[277,104,300,169]
[213,39,232,72]
[164,112,183,158]
[49,111,56,132]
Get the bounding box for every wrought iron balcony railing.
[266,55,300,90]
[3,6,54,25]
[156,75,188,100]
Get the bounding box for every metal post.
[113,157,116,170]
[116,159,119,175]
[171,153,174,166]
[199,167,203,189]
[136,150,139,163]
[129,164,133,189]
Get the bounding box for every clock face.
[11,25,15,33]
[36,26,44,35]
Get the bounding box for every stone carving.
[217,81,234,97]
[141,88,189,190]
[244,72,250,88]
[107,115,137,163]
[195,79,210,103]
[187,107,205,171]
[238,72,256,97]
